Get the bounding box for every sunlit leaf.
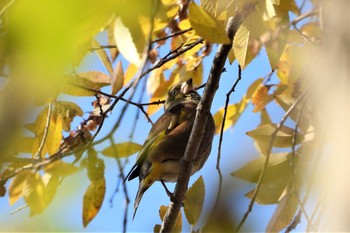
[266,189,299,232]
[44,160,80,176]
[184,176,205,225]
[114,17,143,66]
[246,78,264,99]
[23,172,46,216]
[17,137,35,153]
[234,25,258,69]
[186,56,203,86]
[188,2,230,44]
[252,85,273,112]
[46,114,63,156]
[111,61,124,95]
[78,71,111,86]
[258,0,276,20]
[124,63,139,85]
[260,108,272,126]
[91,40,114,75]
[106,22,119,62]
[82,178,106,228]
[228,48,235,64]
[101,142,142,158]
[159,205,182,233]
[9,170,31,205]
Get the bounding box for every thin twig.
[236,90,308,231]
[34,102,53,160]
[152,28,193,44]
[212,65,242,213]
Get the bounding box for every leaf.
[82,178,106,228]
[91,40,114,75]
[17,137,35,153]
[44,160,79,176]
[106,22,119,62]
[159,205,182,233]
[184,176,205,225]
[227,48,235,64]
[234,25,257,69]
[244,180,289,204]
[114,17,142,66]
[213,99,247,134]
[23,172,46,216]
[246,78,264,99]
[231,152,292,183]
[111,61,124,95]
[124,63,138,85]
[101,142,142,158]
[252,85,274,112]
[246,123,303,149]
[260,108,272,126]
[258,0,276,20]
[9,170,31,205]
[266,190,299,232]
[46,113,63,156]
[188,2,230,44]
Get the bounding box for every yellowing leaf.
[234,25,260,69]
[184,176,205,225]
[9,170,31,205]
[111,61,124,95]
[247,78,264,99]
[46,114,63,156]
[101,142,142,158]
[252,85,273,112]
[106,22,119,62]
[260,108,272,126]
[159,205,182,233]
[124,63,138,85]
[78,71,111,86]
[258,0,276,20]
[246,123,303,149]
[266,190,298,232]
[91,40,114,75]
[17,137,35,153]
[23,172,46,216]
[44,160,79,176]
[114,17,143,66]
[82,178,106,228]
[213,100,246,134]
[228,48,235,64]
[188,2,230,44]
[186,56,203,86]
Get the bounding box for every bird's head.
[164,78,201,111]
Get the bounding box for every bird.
[125,78,215,219]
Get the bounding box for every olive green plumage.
[125,79,215,219]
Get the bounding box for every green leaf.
[184,176,205,225]
[266,190,299,232]
[188,2,230,44]
[82,178,106,228]
[101,142,142,158]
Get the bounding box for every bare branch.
[212,65,242,214]
[152,28,193,44]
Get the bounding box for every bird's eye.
[170,90,177,96]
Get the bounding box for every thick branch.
[160,15,242,233]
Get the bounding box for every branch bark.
[160,15,242,233]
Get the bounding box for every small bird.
[125,78,215,219]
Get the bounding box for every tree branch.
[160,15,242,233]
[236,91,308,231]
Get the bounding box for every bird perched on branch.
[125,78,215,219]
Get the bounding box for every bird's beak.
[181,78,193,94]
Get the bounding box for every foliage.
[0,0,326,232]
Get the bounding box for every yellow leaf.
[260,108,272,126]
[252,85,274,112]
[114,17,143,66]
[46,114,63,156]
[78,71,111,86]
[9,170,31,205]
[246,78,264,99]
[159,205,182,233]
[106,22,119,62]
[23,172,46,216]
[234,25,257,69]
[186,56,203,86]
[258,0,276,20]
[227,48,235,64]
[82,178,106,228]
[101,142,142,158]
[266,190,298,232]
[184,176,205,225]
[188,2,230,44]
[44,160,80,176]
[124,63,138,85]
[91,40,114,76]
[111,61,124,95]
[17,137,35,153]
